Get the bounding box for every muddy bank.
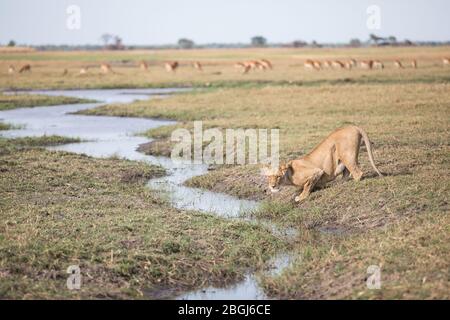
[137,138,173,157]
[181,162,413,235]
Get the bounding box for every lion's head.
[263,163,290,193]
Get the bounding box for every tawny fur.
[235,62,251,74]
[165,61,179,73]
[19,64,31,73]
[304,59,320,70]
[394,60,404,69]
[139,61,149,70]
[259,59,273,70]
[372,60,384,69]
[360,60,373,69]
[331,61,345,69]
[192,61,203,71]
[100,63,114,74]
[265,126,383,203]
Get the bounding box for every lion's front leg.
[295,168,324,203]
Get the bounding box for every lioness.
[265,126,383,203]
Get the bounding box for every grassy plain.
[0,136,282,299]
[1,46,450,90]
[0,47,449,299]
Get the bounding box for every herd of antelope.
[234,59,273,74]
[304,58,420,70]
[6,57,450,76]
[303,58,431,71]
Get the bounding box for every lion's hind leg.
[335,162,350,180]
[340,158,363,181]
[339,152,363,181]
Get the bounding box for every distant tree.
[251,36,267,47]
[404,39,414,46]
[369,33,384,45]
[100,33,113,47]
[388,36,397,44]
[292,40,308,48]
[112,36,124,50]
[310,40,322,48]
[349,38,362,47]
[7,40,16,47]
[178,38,195,49]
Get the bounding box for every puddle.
[0,88,295,300]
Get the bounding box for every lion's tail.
[356,127,383,177]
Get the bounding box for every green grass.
[76,82,450,299]
[260,212,450,299]
[0,93,92,111]
[0,137,283,299]
[0,136,81,155]
[1,47,449,299]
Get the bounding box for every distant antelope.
[411,60,418,69]
[312,60,322,70]
[235,62,251,74]
[373,60,384,69]
[256,61,267,70]
[323,61,332,68]
[304,59,319,70]
[8,65,15,74]
[442,58,450,67]
[192,61,203,71]
[62,69,68,76]
[349,59,357,67]
[139,61,148,71]
[360,60,373,69]
[331,61,345,69]
[244,60,261,70]
[19,64,31,73]
[165,61,179,73]
[100,63,115,74]
[259,59,273,70]
[79,67,88,75]
[344,61,353,70]
[394,60,404,69]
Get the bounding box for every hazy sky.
[1,0,449,45]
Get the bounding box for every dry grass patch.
[0,138,283,299]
